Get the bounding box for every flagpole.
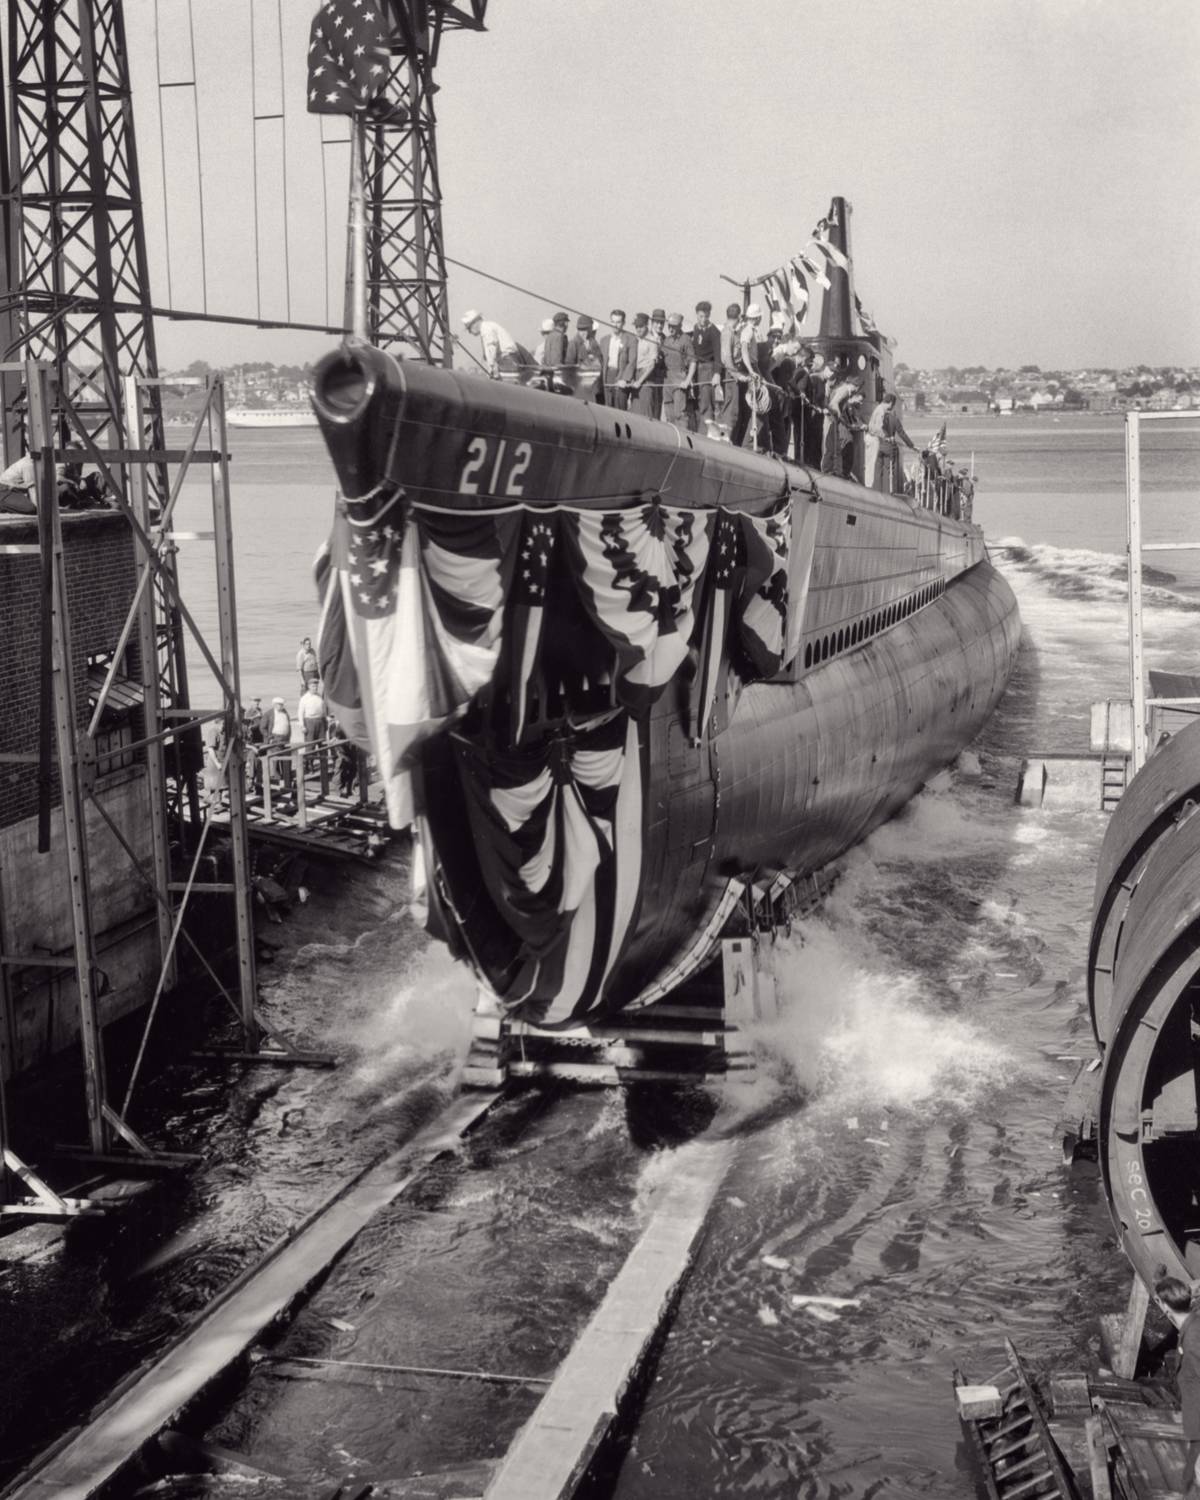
[970,450,975,480]
[345,111,369,342]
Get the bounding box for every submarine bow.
[311,342,1019,1027]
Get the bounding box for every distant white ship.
[226,406,318,429]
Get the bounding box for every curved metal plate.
[1087,719,1200,1045]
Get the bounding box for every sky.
[122,0,1200,373]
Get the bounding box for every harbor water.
[1,412,1199,1497]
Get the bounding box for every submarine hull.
[312,345,1020,1026]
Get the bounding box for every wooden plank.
[485,1139,734,1500]
[1115,1276,1152,1380]
[1085,1415,1113,1500]
[6,1090,501,1500]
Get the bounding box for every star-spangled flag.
[506,512,558,744]
[692,508,741,742]
[307,0,407,122]
[928,421,947,454]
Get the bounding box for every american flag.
[346,520,402,616]
[692,508,741,742]
[928,421,947,454]
[506,513,557,743]
[307,0,398,118]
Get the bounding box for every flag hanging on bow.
[307,0,408,122]
[692,508,741,741]
[506,511,558,744]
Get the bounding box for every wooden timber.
[484,1138,734,1500]
[2,1090,500,1500]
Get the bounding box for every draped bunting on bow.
[563,500,714,711]
[315,494,522,825]
[735,500,793,678]
[455,712,644,1025]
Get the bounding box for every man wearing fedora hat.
[565,315,604,401]
[630,312,664,420]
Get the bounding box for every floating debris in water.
[760,1254,791,1271]
[791,1294,862,1312]
[325,1316,356,1333]
[757,1305,781,1327]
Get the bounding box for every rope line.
[187,0,209,314]
[276,0,292,323]
[249,0,262,321]
[152,0,172,310]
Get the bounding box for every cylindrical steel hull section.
[1087,719,1200,1047]
[615,560,1021,996]
[1098,803,1200,1288]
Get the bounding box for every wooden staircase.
[956,1339,1079,1499]
[1100,756,1128,813]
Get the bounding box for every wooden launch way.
[3,1092,734,1500]
[2,1091,500,1500]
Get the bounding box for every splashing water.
[343,942,477,1105]
[752,923,1015,1113]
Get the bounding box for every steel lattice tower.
[1,0,163,452]
[367,1,487,364]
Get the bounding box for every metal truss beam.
[3,0,163,452]
[362,0,488,363]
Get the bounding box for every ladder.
[1100,756,1128,812]
[956,1339,1079,1499]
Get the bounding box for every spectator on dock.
[296,636,318,687]
[0,449,66,514]
[299,680,328,743]
[1155,1277,1200,1498]
[203,729,228,813]
[266,695,293,792]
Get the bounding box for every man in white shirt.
[461,309,522,380]
[298,681,328,743]
[0,452,63,515]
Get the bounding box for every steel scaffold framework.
[361,0,488,362]
[0,361,335,1224]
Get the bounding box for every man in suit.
[599,309,637,410]
[565,315,605,401]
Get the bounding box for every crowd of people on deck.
[202,637,364,813]
[460,305,977,517]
